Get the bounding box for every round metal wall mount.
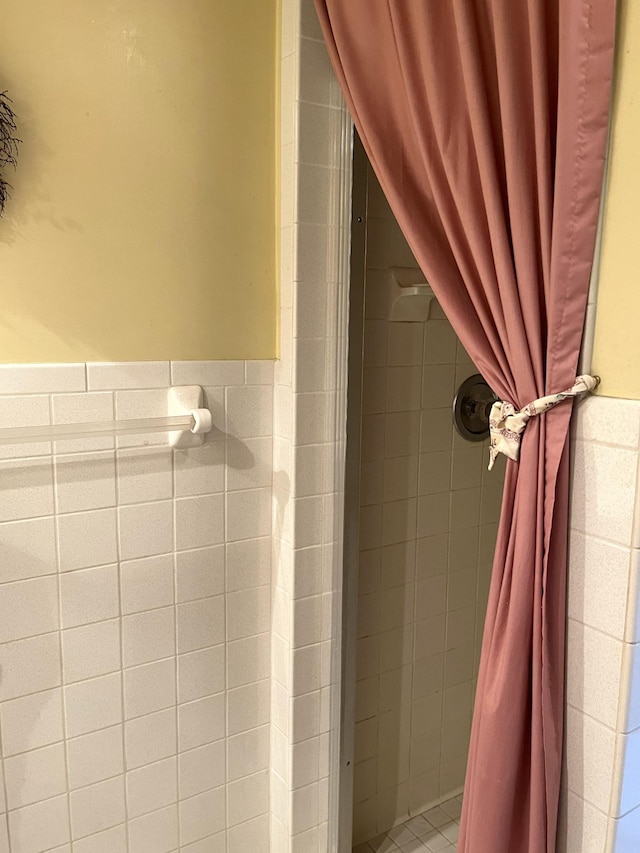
[452,374,498,442]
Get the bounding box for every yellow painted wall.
[0,0,277,362]
[592,0,640,399]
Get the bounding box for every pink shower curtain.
[313,2,616,851]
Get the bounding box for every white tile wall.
[273,0,352,849]
[0,359,274,852]
[557,395,640,853]
[351,161,504,846]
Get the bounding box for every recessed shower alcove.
[343,140,505,851]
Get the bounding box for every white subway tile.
[571,440,638,546]
[73,825,127,853]
[291,737,320,790]
[179,787,226,846]
[60,564,119,628]
[70,776,126,840]
[575,397,640,449]
[54,452,116,514]
[171,360,244,387]
[175,494,224,550]
[226,587,271,641]
[566,619,624,727]
[87,362,169,390]
[0,688,63,756]
[128,804,178,853]
[0,395,51,460]
[422,365,456,410]
[292,546,323,599]
[291,781,320,835]
[293,495,324,548]
[120,554,174,614]
[293,595,324,648]
[66,725,124,790]
[178,645,225,703]
[383,499,417,546]
[0,458,54,522]
[291,692,321,744]
[225,538,271,593]
[62,619,121,683]
[0,516,57,584]
[64,672,122,738]
[118,501,173,560]
[112,388,171,448]
[124,658,176,719]
[362,367,386,415]
[423,320,458,365]
[295,163,340,226]
[174,443,225,501]
[294,338,327,394]
[7,794,70,853]
[245,360,274,386]
[125,708,176,770]
[227,724,270,782]
[176,545,225,603]
[0,575,58,642]
[300,0,323,39]
[178,741,225,800]
[0,632,61,701]
[116,447,173,504]
[4,742,67,809]
[292,645,322,697]
[450,488,481,531]
[177,596,225,653]
[226,487,272,543]
[122,606,175,668]
[565,706,616,811]
[57,508,118,571]
[226,385,273,439]
[0,363,85,395]
[274,385,292,440]
[227,680,270,736]
[51,391,114,454]
[227,813,270,853]
[227,633,271,689]
[227,769,270,827]
[419,408,453,454]
[126,756,177,818]
[178,694,225,753]
[226,436,273,492]
[298,35,333,104]
[294,392,332,446]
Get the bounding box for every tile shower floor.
[354,795,462,853]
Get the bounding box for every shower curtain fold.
[312,2,616,851]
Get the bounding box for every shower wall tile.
[352,162,505,845]
[0,363,86,395]
[272,2,351,847]
[559,395,640,853]
[0,359,275,852]
[86,361,170,391]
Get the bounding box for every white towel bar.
[0,386,213,448]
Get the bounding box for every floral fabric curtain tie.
[488,375,600,470]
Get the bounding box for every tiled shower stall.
[351,161,505,846]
